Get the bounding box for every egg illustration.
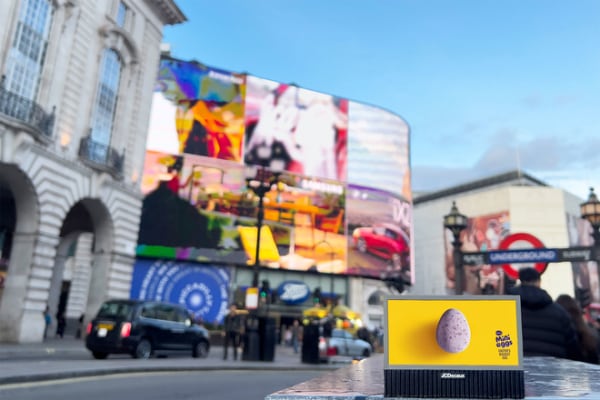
[435,308,471,353]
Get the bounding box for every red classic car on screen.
[352,222,410,269]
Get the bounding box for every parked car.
[85,299,210,360]
[352,222,410,269]
[319,328,372,361]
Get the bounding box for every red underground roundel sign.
[497,233,549,280]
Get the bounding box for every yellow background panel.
[387,298,520,367]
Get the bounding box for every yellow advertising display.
[384,296,524,399]
[386,296,522,367]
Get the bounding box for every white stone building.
[412,170,596,303]
[0,0,185,342]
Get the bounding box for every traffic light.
[312,287,322,305]
[260,280,271,304]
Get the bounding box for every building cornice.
[413,170,549,205]
[145,0,187,25]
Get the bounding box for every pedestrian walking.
[43,306,52,340]
[55,312,66,339]
[291,319,302,354]
[222,304,243,360]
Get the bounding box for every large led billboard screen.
[139,57,411,281]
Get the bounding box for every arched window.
[89,49,121,161]
[3,0,52,100]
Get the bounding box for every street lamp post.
[244,145,285,291]
[580,187,600,289]
[315,240,336,309]
[242,146,284,362]
[443,201,468,295]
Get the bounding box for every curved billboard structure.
[139,56,412,282]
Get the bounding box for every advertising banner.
[444,211,510,294]
[385,296,522,367]
[137,150,347,273]
[140,56,412,280]
[148,58,246,161]
[346,184,411,281]
[347,101,410,200]
[384,296,524,399]
[244,76,348,181]
[130,259,231,324]
[566,213,600,304]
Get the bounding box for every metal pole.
[453,238,463,295]
[329,251,335,307]
[252,189,264,288]
[592,227,600,299]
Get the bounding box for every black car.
[85,299,210,360]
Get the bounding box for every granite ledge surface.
[266,354,600,400]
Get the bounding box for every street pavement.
[0,336,345,385]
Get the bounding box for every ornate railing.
[78,136,124,179]
[0,76,55,139]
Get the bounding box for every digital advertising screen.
[139,57,412,280]
[346,184,412,281]
[244,76,348,181]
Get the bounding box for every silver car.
[320,328,372,360]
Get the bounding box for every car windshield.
[96,301,133,319]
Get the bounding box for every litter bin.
[301,323,320,364]
[259,316,276,361]
[242,315,260,361]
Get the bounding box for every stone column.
[84,249,112,325]
[66,234,93,325]
[0,231,36,342]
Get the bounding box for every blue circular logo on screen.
[131,259,231,323]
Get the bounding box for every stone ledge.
[266,354,600,399]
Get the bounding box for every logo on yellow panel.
[495,330,514,359]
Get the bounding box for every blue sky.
[163,0,600,198]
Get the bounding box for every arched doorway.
[0,185,16,307]
[48,199,114,338]
[0,164,40,342]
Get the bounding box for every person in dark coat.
[508,268,582,361]
[222,304,243,360]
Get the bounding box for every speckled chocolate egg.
[435,308,471,353]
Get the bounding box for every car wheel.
[133,339,152,359]
[362,348,371,357]
[92,351,108,360]
[357,238,367,253]
[192,340,209,358]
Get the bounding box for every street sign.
[245,287,259,309]
[497,233,548,279]
[462,246,595,266]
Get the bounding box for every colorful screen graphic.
[346,184,411,280]
[139,57,412,280]
[244,76,348,181]
[130,259,231,324]
[147,59,246,161]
